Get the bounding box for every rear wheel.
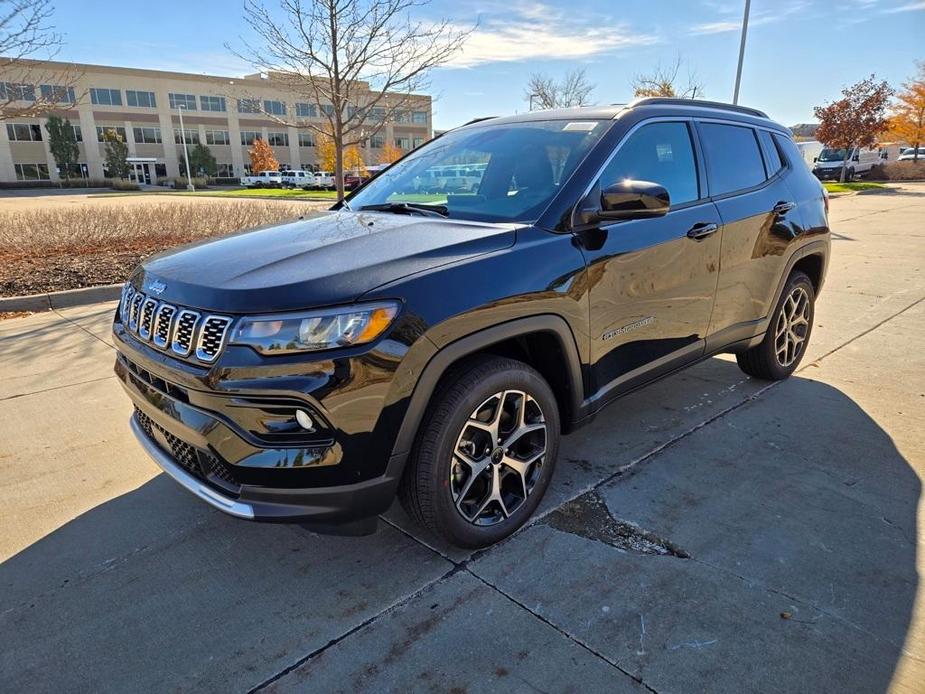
[736,270,815,380]
[400,356,560,548]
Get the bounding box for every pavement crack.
[467,568,660,694]
[0,374,115,401]
[51,307,116,351]
[543,491,690,558]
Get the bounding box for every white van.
[898,147,925,161]
[812,146,880,181]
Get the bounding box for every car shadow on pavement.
[0,360,919,692]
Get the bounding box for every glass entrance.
[130,163,152,184]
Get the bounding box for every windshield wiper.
[358,202,448,218]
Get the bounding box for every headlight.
[231,301,400,355]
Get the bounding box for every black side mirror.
[813,156,818,162]
[595,179,670,221]
[852,154,860,162]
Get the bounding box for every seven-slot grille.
[119,285,233,364]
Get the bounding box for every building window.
[298,132,314,147]
[413,137,424,148]
[369,107,386,123]
[6,123,43,141]
[216,162,234,177]
[126,90,156,108]
[96,126,127,142]
[71,125,83,142]
[267,131,289,146]
[205,129,230,145]
[370,134,384,148]
[90,87,122,106]
[394,137,410,150]
[264,100,286,116]
[173,128,200,144]
[14,163,50,180]
[412,111,427,125]
[295,103,316,118]
[200,95,226,112]
[237,98,260,113]
[320,104,335,117]
[1,82,36,102]
[240,130,260,146]
[40,84,76,104]
[393,110,409,124]
[168,93,197,110]
[133,126,162,144]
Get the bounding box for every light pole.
[177,104,195,191]
[528,93,541,111]
[732,0,751,105]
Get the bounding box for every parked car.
[280,170,315,189]
[113,97,830,548]
[898,147,924,161]
[812,146,880,180]
[313,171,334,189]
[241,171,283,188]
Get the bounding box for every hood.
[133,211,516,313]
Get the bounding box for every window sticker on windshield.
[563,122,596,131]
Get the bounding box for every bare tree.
[230,0,470,200]
[632,56,704,100]
[525,69,595,110]
[0,0,79,121]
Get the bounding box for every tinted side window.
[758,130,783,175]
[699,123,765,196]
[772,133,807,172]
[599,122,699,206]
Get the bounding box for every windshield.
[818,148,851,162]
[347,119,611,223]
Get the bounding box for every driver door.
[578,120,722,401]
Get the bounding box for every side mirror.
[595,179,670,221]
[852,155,860,162]
[813,156,818,162]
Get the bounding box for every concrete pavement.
[1,184,923,692]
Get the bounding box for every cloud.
[444,3,658,68]
[883,0,925,11]
[689,0,809,35]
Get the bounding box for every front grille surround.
[117,284,231,364]
[196,315,233,363]
[171,309,201,357]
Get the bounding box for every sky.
[47,0,924,130]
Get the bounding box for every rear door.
[580,120,722,401]
[697,121,804,343]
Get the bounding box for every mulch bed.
[0,251,146,297]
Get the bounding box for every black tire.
[399,355,560,548]
[846,168,855,182]
[737,270,815,380]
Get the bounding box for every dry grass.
[0,200,310,297]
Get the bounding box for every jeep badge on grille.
[148,279,167,295]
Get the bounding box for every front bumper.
[813,168,843,180]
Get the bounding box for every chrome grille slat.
[128,292,145,331]
[152,303,177,348]
[120,285,135,324]
[138,297,158,340]
[171,310,201,357]
[195,315,232,363]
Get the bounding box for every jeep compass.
[113,97,830,548]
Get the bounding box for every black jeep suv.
[113,98,830,547]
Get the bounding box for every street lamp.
[528,93,541,111]
[177,104,195,191]
[732,0,751,105]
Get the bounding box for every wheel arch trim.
[389,314,585,463]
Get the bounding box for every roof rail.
[460,116,498,127]
[628,97,768,119]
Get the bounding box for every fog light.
[295,409,315,431]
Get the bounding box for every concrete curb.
[0,283,121,312]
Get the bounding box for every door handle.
[687,222,719,240]
[773,201,796,215]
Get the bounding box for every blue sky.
[52,0,924,130]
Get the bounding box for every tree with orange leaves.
[890,62,925,161]
[248,137,279,172]
[378,142,403,165]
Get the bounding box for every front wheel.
[400,356,560,548]
[737,270,815,380]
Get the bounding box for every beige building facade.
[0,60,432,183]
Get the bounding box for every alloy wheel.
[774,286,811,367]
[449,390,547,526]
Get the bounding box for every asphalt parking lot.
[1,184,923,693]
